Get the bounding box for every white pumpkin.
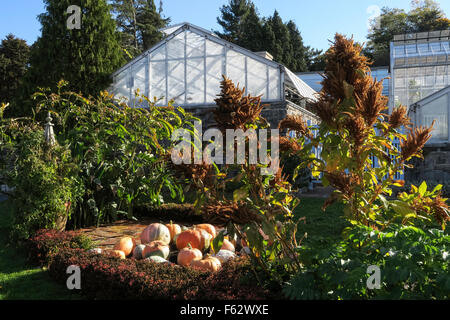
[213,249,236,264]
[145,256,171,264]
[132,244,146,260]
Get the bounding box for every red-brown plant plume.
[213,76,265,132]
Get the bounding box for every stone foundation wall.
[405,144,450,183]
[184,100,320,131]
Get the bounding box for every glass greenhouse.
[297,66,390,97]
[390,30,450,112]
[110,23,317,108]
[409,85,450,144]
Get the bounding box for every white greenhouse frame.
[110,23,317,108]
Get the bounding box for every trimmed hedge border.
[27,229,274,300]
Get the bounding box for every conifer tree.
[136,0,170,51]
[24,0,124,101]
[216,1,320,72]
[0,34,30,105]
[111,0,169,58]
[216,0,263,52]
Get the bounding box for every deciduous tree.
[366,0,450,66]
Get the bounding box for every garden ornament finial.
[44,112,56,146]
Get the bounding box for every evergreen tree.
[111,0,169,59]
[24,0,124,102]
[264,11,290,66]
[136,0,170,51]
[306,49,327,71]
[216,3,313,72]
[111,0,140,58]
[0,34,30,105]
[286,21,308,72]
[216,0,263,51]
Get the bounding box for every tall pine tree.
[137,0,170,51]
[216,0,263,52]
[216,2,314,72]
[0,34,30,105]
[111,0,140,58]
[111,0,169,59]
[286,20,308,72]
[24,0,124,101]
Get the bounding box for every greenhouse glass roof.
[110,22,317,107]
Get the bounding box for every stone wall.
[405,143,450,183]
[184,100,320,131]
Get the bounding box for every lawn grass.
[0,199,83,300]
[293,197,349,248]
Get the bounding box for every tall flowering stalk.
[173,76,303,281]
[282,34,448,229]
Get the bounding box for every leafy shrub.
[34,84,199,228]
[1,82,200,234]
[396,178,450,198]
[48,248,207,300]
[283,224,450,299]
[184,257,275,300]
[0,114,80,240]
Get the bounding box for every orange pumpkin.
[195,224,216,238]
[177,245,203,267]
[113,237,136,257]
[141,223,171,245]
[165,221,182,243]
[190,255,221,272]
[220,238,235,252]
[107,250,126,259]
[176,229,202,250]
[142,241,170,259]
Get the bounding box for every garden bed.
[26,229,275,300]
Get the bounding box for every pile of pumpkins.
[90,222,249,272]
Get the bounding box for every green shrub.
[1,82,200,233]
[283,224,450,299]
[0,119,79,240]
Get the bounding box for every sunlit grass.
[0,199,82,300]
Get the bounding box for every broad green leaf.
[211,230,225,254]
[418,181,427,196]
[391,200,416,217]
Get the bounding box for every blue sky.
[1,1,450,52]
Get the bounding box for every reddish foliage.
[28,229,271,300]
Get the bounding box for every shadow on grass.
[0,199,83,300]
